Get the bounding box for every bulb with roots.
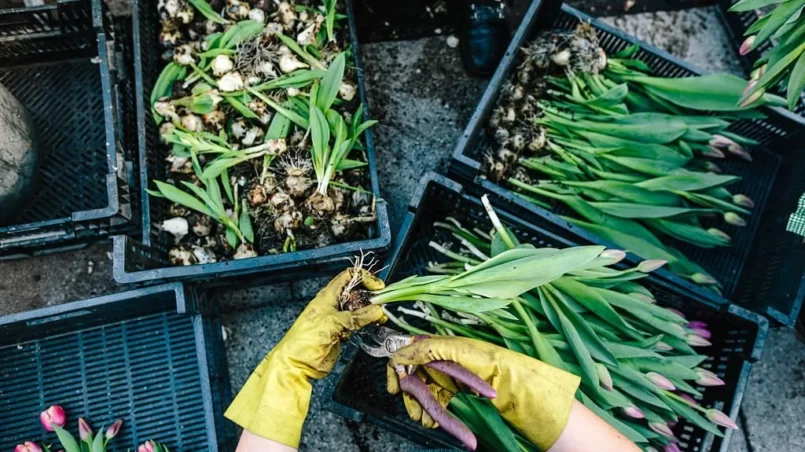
[338,251,384,311]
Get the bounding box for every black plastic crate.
[0,283,232,451]
[716,0,805,116]
[324,173,769,452]
[449,0,805,326]
[113,0,391,286]
[0,0,136,259]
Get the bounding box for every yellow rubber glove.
[389,336,581,451]
[225,269,386,448]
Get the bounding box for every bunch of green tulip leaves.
[731,0,805,111]
[371,196,736,452]
[484,27,787,291]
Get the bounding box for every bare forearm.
[236,430,297,452]
[548,400,641,452]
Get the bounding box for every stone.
[0,83,40,223]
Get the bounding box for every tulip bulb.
[339,82,357,101]
[279,54,308,73]
[217,71,245,92]
[211,54,234,76]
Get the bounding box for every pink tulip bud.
[742,80,757,96]
[656,341,673,351]
[138,441,156,452]
[704,162,722,173]
[649,422,676,440]
[702,146,725,158]
[40,405,67,432]
[15,442,43,452]
[724,212,746,227]
[679,393,699,405]
[638,259,667,273]
[622,405,645,419]
[732,194,754,209]
[631,293,656,304]
[696,368,725,386]
[688,334,712,347]
[600,249,626,265]
[739,87,765,108]
[664,442,682,452]
[106,419,123,439]
[707,228,731,242]
[740,35,756,55]
[750,64,766,80]
[597,364,613,391]
[691,273,717,286]
[78,418,92,441]
[647,372,676,390]
[687,320,708,329]
[690,327,712,339]
[707,409,739,429]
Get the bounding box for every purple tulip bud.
[691,272,718,285]
[740,87,765,108]
[15,443,43,452]
[704,162,722,173]
[708,134,734,148]
[730,147,753,162]
[687,320,708,329]
[732,194,755,209]
[724,212,747,227]
[667,308,686,319]
[40,405,67,432]
[702,146,725,158]
[656,341,673,351]
[647,372,677,390]
[597,364,613,391]
[740,35,756,55]
[106,420,123,439]
[649,422,676,440]
[664,443,682,452]
[638,259,667,273]
[78,418,92,442]
[622,405,645,419]
[690,327,712,339]
[696,368,725,386]
[631,293,656,304]
[707,409,739,430]
[600,249,626,265]
[688,334,712,347]
[707,228,731,242]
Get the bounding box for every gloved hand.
[388,336,581,451]
[225,269,386,448]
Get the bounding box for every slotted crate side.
[326,174,768,452]
[0,0,136,257]
[0,284,229,451]
[114,0,390,285]
[449,1,805,326]
[716,0,805,117]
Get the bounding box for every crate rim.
[324,171,770,452]
[449,0,805,327]
[119,0,391,285]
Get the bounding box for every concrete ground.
[1,4,804,452]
